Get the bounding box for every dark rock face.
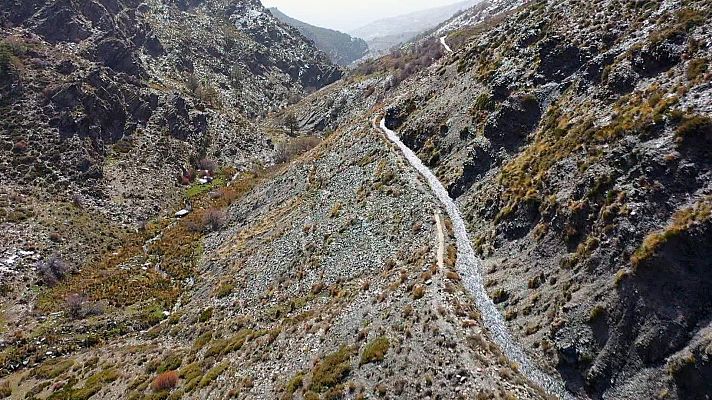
[449,144,494,198]
[164,95,208,141]
[46,71,153,144]
[94,37,146,77]
[631,34,685,77]
[483,94,540,152]
[536,37,584,82]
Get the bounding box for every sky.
[260,0,466,32]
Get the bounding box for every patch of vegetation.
[0,380,10,397]
[32,357,75,379]
[284,372,304,395]
[146,352,184,374]
[309,346,354,393]
[151,371,178,392]
[198,308,213,323]
[497,88,677,221]
[360,336,390,365]
[215,281,235,298]
[47,368,119,400]
[632,198,712,269]
[137,302,169,329]
[198,362,229,388]
[192,331,212,351]
[274,136,322,164]
[589,305,606,322]
[186,177,226,199]
[0,42,14,76]
[686,58,708,81]
[674,114,712,150]
[204,329,260,358]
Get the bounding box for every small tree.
[284,112,299,136]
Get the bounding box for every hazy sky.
[260,0,466,32]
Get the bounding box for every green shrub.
[360,336,390,365]
[675,115,712,145]
[198,308,213,322]
[285,372,304,394]
[215,282,235,298]
[687,58,708,81]
[32,357,75,379]
[48,368,119,400]
[309,346,354,393]
[199,362,229,388]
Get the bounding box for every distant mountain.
[269,8,369,66]
[351,0,481,54]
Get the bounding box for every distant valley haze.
[260,0,471,32]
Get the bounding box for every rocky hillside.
[351,0,481,55]
[269,8,369,66]
[1,0,711,399]
[0,0,342,396]
[283,0,712,398]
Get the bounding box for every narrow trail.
[440,35,453,53]
[376,117,575,399]
[434,213,446,270]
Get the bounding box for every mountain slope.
[2,0,712,399]
[278,0,712,398]
[269,8,368,66]
[0,0,341,391]
[351,0,481,53]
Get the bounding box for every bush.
[0,380,9,397]
[360,337,390,365]
[151,371,178,392]
[215,281,234,298]
[37,256,72,287]
[687,58,708,81]
[197,159,217,174]
[65,294,85,319]
[309,346,354,393]
[202,208,226,232]
[675,115,712,143]
[274,136,321,164]
[199,308,213,322]
[411,284,425,300]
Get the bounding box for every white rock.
[175,209,191,218]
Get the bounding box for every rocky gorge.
[1,0,711,399]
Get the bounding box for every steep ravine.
[378,118,575,400]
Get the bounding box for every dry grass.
[632,198,711,269]
[151,371,179,392]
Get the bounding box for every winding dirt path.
[376,117,575,399]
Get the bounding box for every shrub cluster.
[37,256,72,287]
[274,136,321,164]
